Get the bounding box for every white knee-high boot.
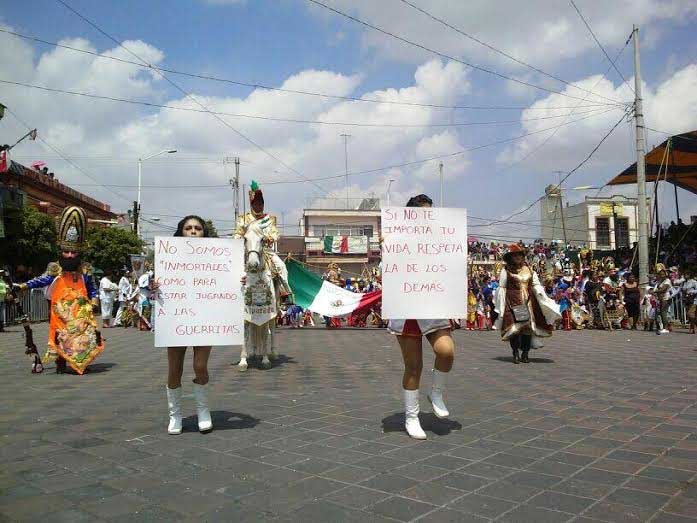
[403,389,427,440]
[428,369,449,419]
[166,386,182,435]
[193,382,213,433]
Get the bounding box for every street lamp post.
[386,178,395,207]
[136,149,176,235]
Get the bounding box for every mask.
[59,255,81,272]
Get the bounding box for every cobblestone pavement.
[1,324,696,522]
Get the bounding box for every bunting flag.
[285,258,380,318]
[322,235,368,254]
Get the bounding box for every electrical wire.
[489,32,634,178]
[5,107,134,207]
[398,0,629,101]
[305,0,628,106]
[0,79,613,129]
[0,27,624,112]
[488,112,629,227]
[568,0,634,94]
[55,0,330,195]
[54,106,622,190]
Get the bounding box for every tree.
[205,219,219,238]
[0,204,57,271]
[85,226,144,275]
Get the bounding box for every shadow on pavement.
[231,354,297,369]
[492,356,555,364]
[182,411,259,432]
[83,362,117,374]
[381,412,462,437]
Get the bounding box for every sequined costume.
[22,207,104,374]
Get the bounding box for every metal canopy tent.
[608,130,697,195]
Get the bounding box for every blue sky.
[2,0,696,240]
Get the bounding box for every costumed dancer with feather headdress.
[494,244,560,364]
[15,206,104,374]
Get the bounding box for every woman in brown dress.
[494,244,560,363]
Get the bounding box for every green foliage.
[205,219,219,238]
[85,226,143,275]
[0,204,57,270]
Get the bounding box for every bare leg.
[192,346,213,432]
[167,347,186,388]
[426,329,454,372]
[398,335,423,390]
[425,329,453,418]
[397,334,427,439]
[192,346,212,385]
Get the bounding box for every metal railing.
[2,289,50,324]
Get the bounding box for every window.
[614,217,629,248]
[595,217,610,248]
[314,224,374,237]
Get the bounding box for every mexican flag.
[285,258,381,318]
[323,236,368,254]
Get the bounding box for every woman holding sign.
[387,194,456,440]
[164,215,214,435]
[494,244,560,364]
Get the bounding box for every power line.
[568,0,635,94]
[5,107,134,207]
[58,107,622,189]
[55,0,330,195]
[398,0,629,102]
[0,79,612,129]
[490,112,628,227]
[485,32,635,178]
[305,0,627,106]
[0,27,623,112]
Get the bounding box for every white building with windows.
[301,198,382,275]
[541,190,644,250]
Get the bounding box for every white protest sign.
[153,237,244,347]
[381,207,467,319]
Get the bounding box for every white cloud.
[1,28,472,230]
[2,19,695,239]
[307,0,697,70]
[498,65,697,172]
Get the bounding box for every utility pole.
[554,171,568,246]
[439,162,444,207]
[633,25,650,291]
[227,156,240,223]
[132,200,139,236]
[340,133,350,209]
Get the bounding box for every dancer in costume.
[16,206,104,374]
[98,270,119,328]
[114,268,132,326]
[387,194,455,440]
[164,215,215,435]
[555,272,573,331]
[494,244,560,364]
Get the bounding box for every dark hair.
[405,194,433,207]
[174,215,209,237]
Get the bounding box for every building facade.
[541,189,644,250]
[301,199,382,276]
[1,160,115,229]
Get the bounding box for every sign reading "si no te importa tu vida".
[153,237,245,347]
[381,207,468,320]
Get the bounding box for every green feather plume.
[250,180,259,192]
